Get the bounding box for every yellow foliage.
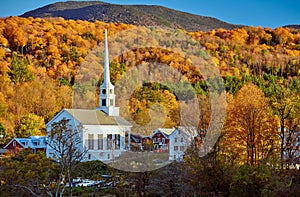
[221,84,280,165]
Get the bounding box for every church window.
[98,134,103,150]
[102,99,106,106]
[107,134,112,150]
[115,134,120,150]
[88,134,94,150]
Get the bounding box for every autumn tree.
[269,87,300,169]
[14,113,45,138]
[222,83,279,166]
[284,117,300,169]
[4,20,28,53]
[0,122,7,146]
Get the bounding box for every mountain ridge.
[21,1,242,32]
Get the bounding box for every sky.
[0,0,299,28]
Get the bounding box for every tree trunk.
[280,120,285,171]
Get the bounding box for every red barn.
[3,136,47,154]
[150,128,174,152]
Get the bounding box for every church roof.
[65,109,131,126]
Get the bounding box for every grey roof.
[4,136,47,149]
[65,109,132,126]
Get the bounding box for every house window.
[13,141,16,147]
[88,134,94,150]
[180,146,184,151]
[102,99,106,106]
[36,141,40,146]
[174,138,177,143]
[107,153,110,160]
[162,138,165,143]
[174,146,178,151]
[110,99,113,106]
[88,154,91,160]
[102,89,106,94]
[98,134,103,150]
[158,138,161,142]
[181,138,184,143]
[110,89,113,94]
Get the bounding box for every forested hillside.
[1,16,300,196]
[0,16,300,144]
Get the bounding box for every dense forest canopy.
[0,16,300,139]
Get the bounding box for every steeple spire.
[97,29,119,116]
[103,29,112,87]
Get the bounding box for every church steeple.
[97,29,119,116]
[103,29,112,88]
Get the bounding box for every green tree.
[224,75,243,94]
[0,150,58,196]
[184,140,232,196]
[230,164,282,197]
[8,52,33,83]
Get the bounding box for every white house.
[46,29,132,162]
[168,127,195,161]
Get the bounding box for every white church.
[46,30,132,162]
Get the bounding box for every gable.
[152,131,167,139]
[4,139,24,149]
